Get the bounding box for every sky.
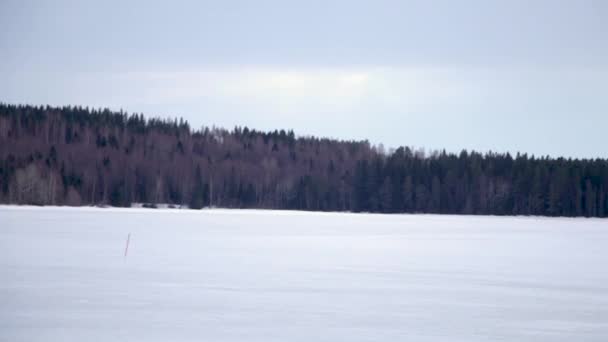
[1,0,607,158]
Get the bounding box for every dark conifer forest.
[1,103,606,217]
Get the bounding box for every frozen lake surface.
[1,206,607,341]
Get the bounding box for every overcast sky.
[1,0,606,158]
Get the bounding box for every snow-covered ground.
[1,206,607,341]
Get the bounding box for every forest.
[1,103,607,217]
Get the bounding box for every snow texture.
[1,206,608,341]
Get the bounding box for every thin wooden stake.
[124,233,131,259]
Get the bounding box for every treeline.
[1,103,607,217]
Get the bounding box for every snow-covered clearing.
[1,206,607,341]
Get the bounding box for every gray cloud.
[1,0,606,158]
